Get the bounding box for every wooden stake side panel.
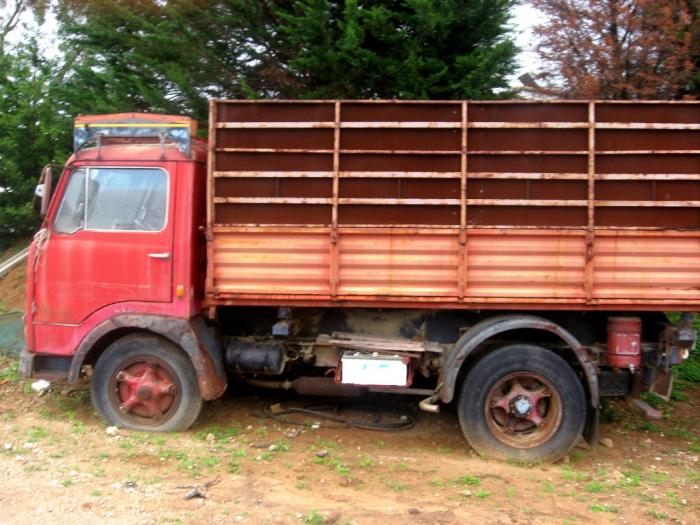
[208,100,700,308]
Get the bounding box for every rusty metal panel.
[593,232,700,300]
[465,231,587,299]
[211,230,331,295]
[337,232,459,297]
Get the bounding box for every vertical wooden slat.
[584,101,596,303]
[458,101,468,300]
[330,101,341,297]
[205,99,218,302]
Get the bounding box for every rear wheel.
[91,334,202,431]
[457,344,586,462]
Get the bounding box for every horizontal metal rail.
[214,197,700,207]
[216,121,700,130]
[0,247,29,279]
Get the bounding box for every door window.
[53,167,168,233]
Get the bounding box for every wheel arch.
[68,314,226,401]
[438,314,599,408]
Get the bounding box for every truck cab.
[22,114,226,428]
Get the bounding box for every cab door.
[33,165,175,325]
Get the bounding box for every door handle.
[148,252,171,260]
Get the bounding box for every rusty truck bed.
[206,100,700,311]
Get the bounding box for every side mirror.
[34,164,54,217]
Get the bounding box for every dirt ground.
[0,357,699,525]
[0,263,26,313]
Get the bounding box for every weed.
[585,480,606,493]
[375,440,386,449]
[296,480,308,490]
[634,420,662,433]
[253,451,273,462]
[329,459,350,476]
[436,445,451,454]
[303,510,325,525]
[560,465,586,483]
[0,360,21,382]
[61,478,75,487]
[91,490,101,497]
[358,454,374,468]
[542,481,555,493]
[90,467,106,477]
[227,460,241,474]
[618,472,642,488]
[475,489,490,499]
[203,455,220,468]
[506,486,516,498]
[194,424,241,443]
[665,489,686,508]
[648,471,669,485]
[272,439,291,452]
[71,421,85,435]
[26,426,49,442]
[428,478,445,488]
[453,475,481,486]
[383,479,405,492]
[589,504,620,513]
[315,438,338,450]
[647,509,669,520]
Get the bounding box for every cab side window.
[53,167,168,233]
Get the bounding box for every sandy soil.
[0,263,26,313]
[0,358,698,525]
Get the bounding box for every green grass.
[0,360,21,383]
[382,479,405,492]
[193,424,241,443]
[453,475,481,486]
[585,480,606,493]
[303,510,325,524]
[358,454,374,468]
[647,509,669,520]
[589,504,620,513]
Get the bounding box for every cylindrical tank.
[607,316,642,369]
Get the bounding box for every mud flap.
[649,369,674,402]
[583,405,599,449]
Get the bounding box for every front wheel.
[457,344,586,462]
[91,334,203,431]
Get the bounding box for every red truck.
[21,100,699,462]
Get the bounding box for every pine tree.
[56,0,519,114]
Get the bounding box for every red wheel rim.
[484,372,562,449]
[108,355,181,426]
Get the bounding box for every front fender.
[68,314,226,400]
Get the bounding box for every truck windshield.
[53,167,168,233]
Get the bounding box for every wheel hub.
[112,359,179,422]
[485,372,561,449]
[510,395,532,417]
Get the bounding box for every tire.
[91,334,203,432]
[457,344,586,462]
